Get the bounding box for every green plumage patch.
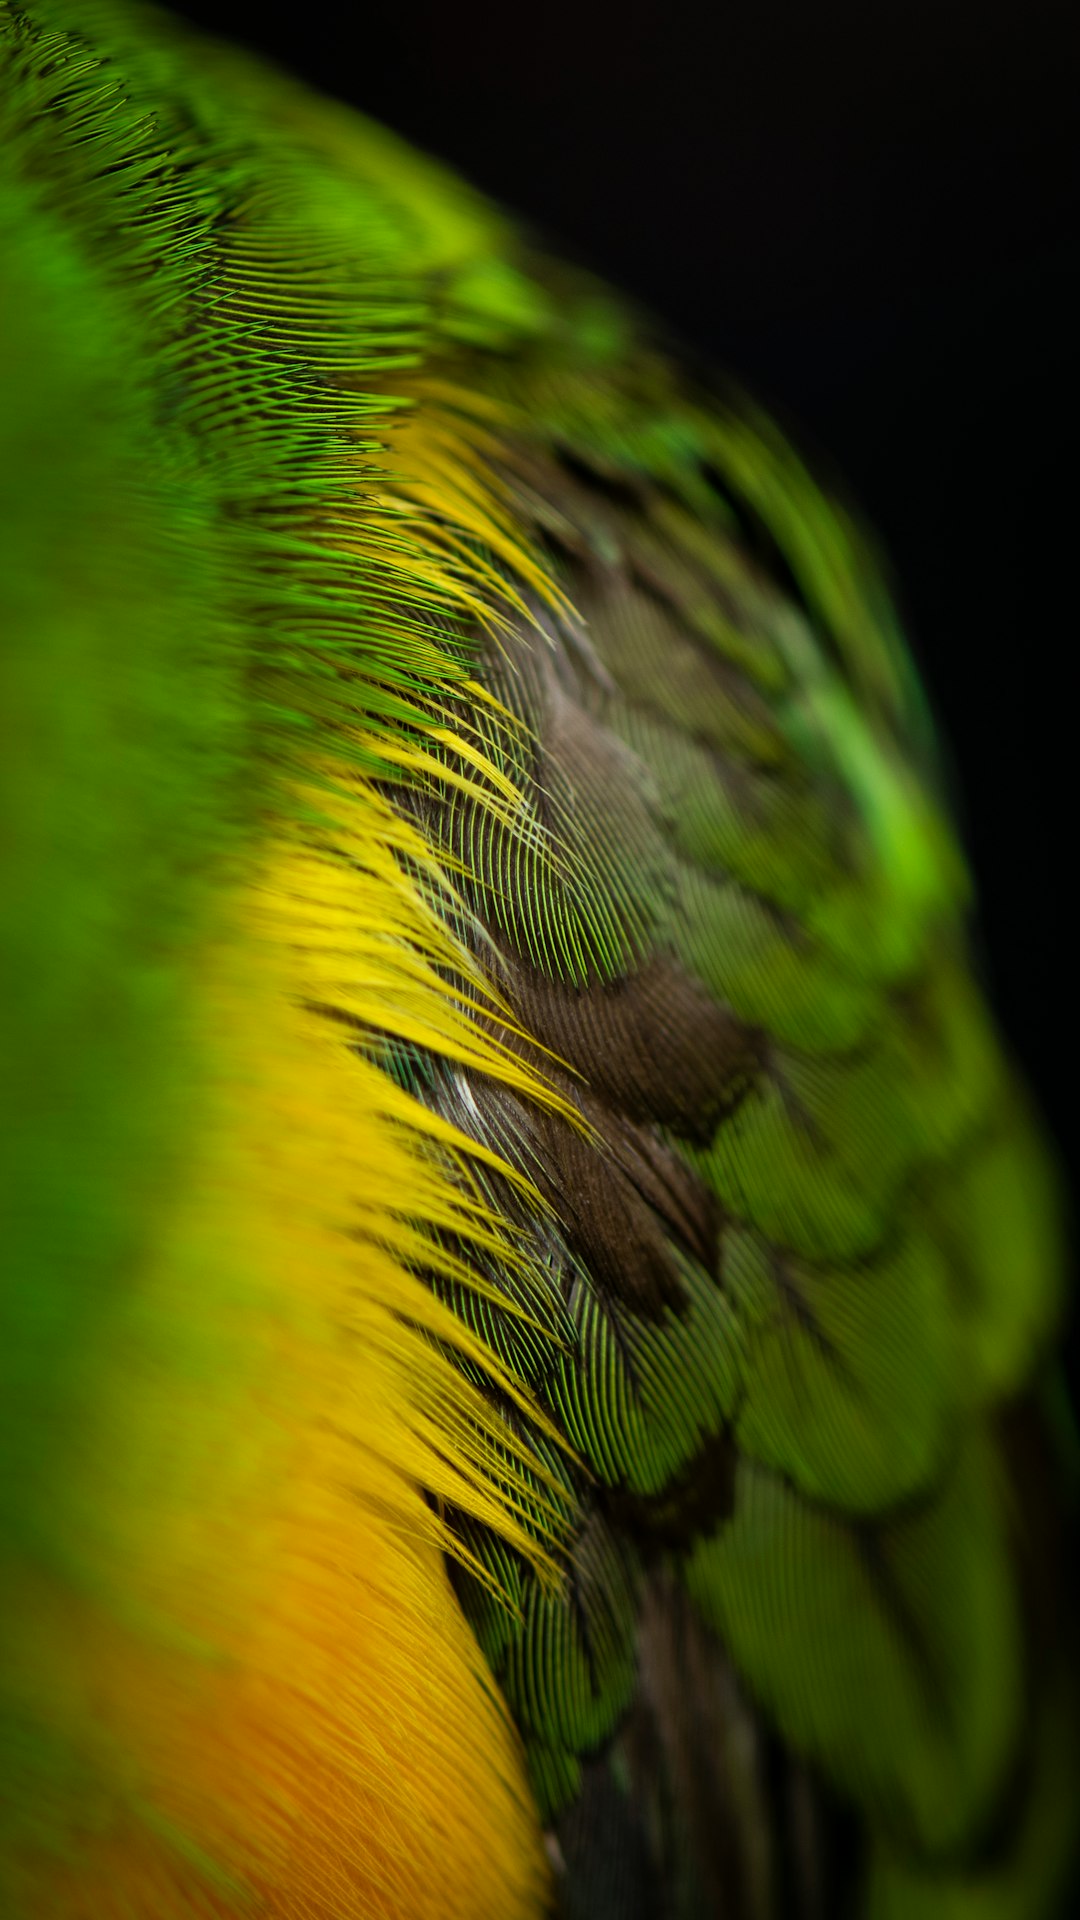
[684,1433,1022,1856]
[549,1254,740,1497]
[0,74,241,1565]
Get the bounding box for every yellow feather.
[1,774,571,1917]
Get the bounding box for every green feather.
[685,1432,1023,1853]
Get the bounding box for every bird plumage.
[0,3,1073,1915]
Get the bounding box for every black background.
[171,0,1077,1235]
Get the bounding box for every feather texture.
[1,3,1074,1917]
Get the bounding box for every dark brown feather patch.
[496,945,760,1144]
